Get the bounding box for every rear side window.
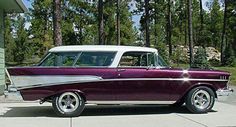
[40,52,79,66]
[40,51,116,67]
[75,52,116,67]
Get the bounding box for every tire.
[185,86,215,113]
[52,92,85,117]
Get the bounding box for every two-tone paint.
[7,67,230,104]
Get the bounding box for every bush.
[209,58,221,67]
[192,47,210,69]
[171,46,188,64]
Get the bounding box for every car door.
[115,51,170,102]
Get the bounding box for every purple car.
[7,45,233,117]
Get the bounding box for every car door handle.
[117,69,126,72]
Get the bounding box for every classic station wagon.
[7,45,233,117]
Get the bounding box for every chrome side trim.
[86,101,176,105]
[101,78,228,82]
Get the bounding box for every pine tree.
[209,0,223,48]
[192,47,210,69]
[14,15,28,63]
[30,0,53,56]
[4,15,16,63]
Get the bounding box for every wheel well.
[75,92,87,102]
[43,91,87,103]
[179,84,217,102]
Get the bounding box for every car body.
[7,45,233,117]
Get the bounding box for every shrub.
[192,47,210,69]
[209,58,221,67]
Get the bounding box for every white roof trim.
[49,45,158,53]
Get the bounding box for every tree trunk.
[116,0,120,45]
[221,0,227,64]
[154,0,158,46]
[188,0,194,67]
[184,0,188,46]
[53,0,62,46]
[199,0,204,47]
[199,0,204,30]
[167,0,172,57]
[145,0,150,47]
[98,0,104,45]
[79,9,83,45]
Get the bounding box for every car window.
[39,52,79,66]
[147,53,155,67]
[75,52,116,67]
[119,52,155,67]
[157,55,168,67]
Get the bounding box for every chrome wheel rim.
[192,90,211,110]
[58,92,80,113]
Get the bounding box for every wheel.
[185,86,215,113]
[52,92,85,117]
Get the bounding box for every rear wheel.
[52,92,85,117]
[186,86,215,113]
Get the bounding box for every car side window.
[40,52,79,66]
[119,52,155,67]
[75,52,116,67]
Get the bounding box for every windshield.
[39,51,116,67]
[157,55,168,67]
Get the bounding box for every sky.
[22,0,211,29]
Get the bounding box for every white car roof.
[49,45,158,53]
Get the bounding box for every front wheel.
[186,86,215,113]
[52,92,85,117]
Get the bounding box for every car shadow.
[0,104,217,117]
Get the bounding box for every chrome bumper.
[216,87,234,96]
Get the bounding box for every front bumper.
[216,87,234,96]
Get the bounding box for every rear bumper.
[216,87,234,96]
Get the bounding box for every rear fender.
[44,89,86,102]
